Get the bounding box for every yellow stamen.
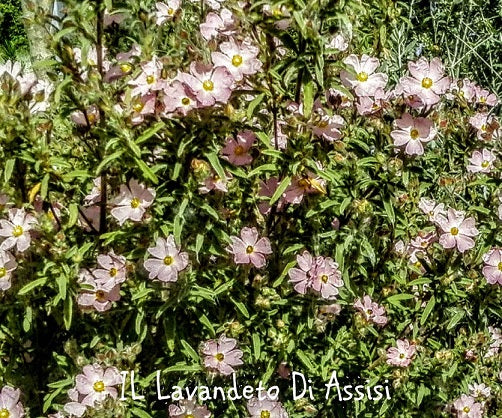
[0,267,6,278]
[357,72,368,82]
[321,274,329,283]
[410,128,419,140]
[203,80,214,91]
[399,353,405,359]
[167,7,175,15]
[234,145,245,155]
[450,227,459,236]
[215,352,225,361]
[93,381,105,392]
[246,245,254,254]
[12,225,23,237]
[481,160,490,168]
[181,97,190,106]
[463,407,470,413]
[232,55,243,67]
[130,197,141,208]
[133,102,144,113]
[298,179,310,189]
[261,411,271,418]
[146,75,155,84]
[120,63,132,73]
[95,290,106,301]
[109,268,117,277]
[164,256,173,266]
[421,77,433,89]
[498,262,502,271]
[479,96,486,103]
[0,409,10,418]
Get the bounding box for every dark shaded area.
[0,0,29,59]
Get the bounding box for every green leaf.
[386,293,414,307]
[131,407,153,418]
[3,158,15,183]
[420,296,436,326]
[230,297,250,318]
[296,350,315,371]
[383,198,395,225]
[206,152,226,180]
[180,340,199,362]
[270,176,290,205]
[68,203,79,227]
[247,93,265,119]
[252,334,261,361]
[447,311,464,330]
[303,78,314,119]
[41,173,50,199]
[273,260,297,287]
[134,158,158,184]
[64,294,73,330]
[136,122,165,145]
[18,278,48,295]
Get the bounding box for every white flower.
[0,208,38,252]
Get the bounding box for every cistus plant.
[0,0,501,417]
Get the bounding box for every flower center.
[298,178,310,189]
[133,102,144,113]
[12,225,23,237]
[479,96,486,103]
[130,197,141,208]
[463,407,470,413]
[232,55,243,67]
[421,77,433,89]
[321,274,329,283]
[215,352,225,362]
[95,290,106,301]
[480,124,487,132]
[498,262,502,271]
[168,7,175,15]
[234,145,245,155]
[186,415,194,418]
[181,97,191,106]
[0,409,10,418]
[272,8,282,17]
[146,75,155,84]
[318,119,329,128]
[481,160,490,168]
[450,227,459,236]
[163,256,173,266]
[120,63,132,73]
[357,71,368,82]
[0,267,6,278]
[87,113,96,123]
[109,268,117,277]
[246,245,254,254]
[261,411,271,418]
[93,380,105,392]
[410,128,420,140]
[203,80,214,91]
[399,353,405,359]
[366,309,373,315]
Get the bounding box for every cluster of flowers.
[451,383,493,418]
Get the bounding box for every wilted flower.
[0,208,38,252]
[199,172,232,194]
[211,38,262,81]
[75,364,122,407]
[354,295,388,326]
[468,383,491,399]
[340,54,388,97]
[110,179,156,225]
[168,399,211,418]
[63,388,87,417]
[317,304,342,322]
[284,175,326,205]
[71,105,100,127]
[467,149,496,173]
[390,113,437,156]
[482,248,502,285]
[246,395,288,418]
[143,235,189,282]
[201,334,243,376]
[326,33,348,51]
[386,339,416,367]
[227,227,272,268]
[437,208,479,253]
[0,250,17,291]
[221,130,256,165]
[0,386,25,418]
[452,394,483,418]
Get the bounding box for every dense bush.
[0,0,28,59]
[0,1,501,417]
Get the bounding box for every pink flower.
[418,198,446,223]
[162,81,198,115]
[178,63,233,107]
[0,208,38,252]
[168,399,211,418]
[75,364,122,407]
[452,78,477,103]
[469,112,501,141]
[131,93,157,124]
[284,174,326,205]
[199,9,234,41]
[437,208,479,253]
[227,227,272,268]
[155,1,181,25]
[77,270,121,312]
[221,130,256,165]
[63,388,87,417]
[93,250,127,284]
[288,250,315,294]
[199,172,232,194]
[467,149,496,173]
[318,304,342,321]
[386,339,416,367]
[340,54,388,97]
[0,386,25,418]
[110,179,155,226]
[354,295,388,326]
[468,383,491,399]
[452,394,483,418]
[0,250,17,291]
[482,248,502,285]
[390,113,437,156]
[397,57,450,106]
[310,103,344,141]
[258,177,285,215]
[201,334,243,376]
[71,105,100,127]
[84,177,106,205]
[474,86,498,107]
[143,235,189,282]
[211,38,262,81]
[311,257,344,300]
[246,395,288,418]
[356,88,388,115]
[128,57,163,96]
